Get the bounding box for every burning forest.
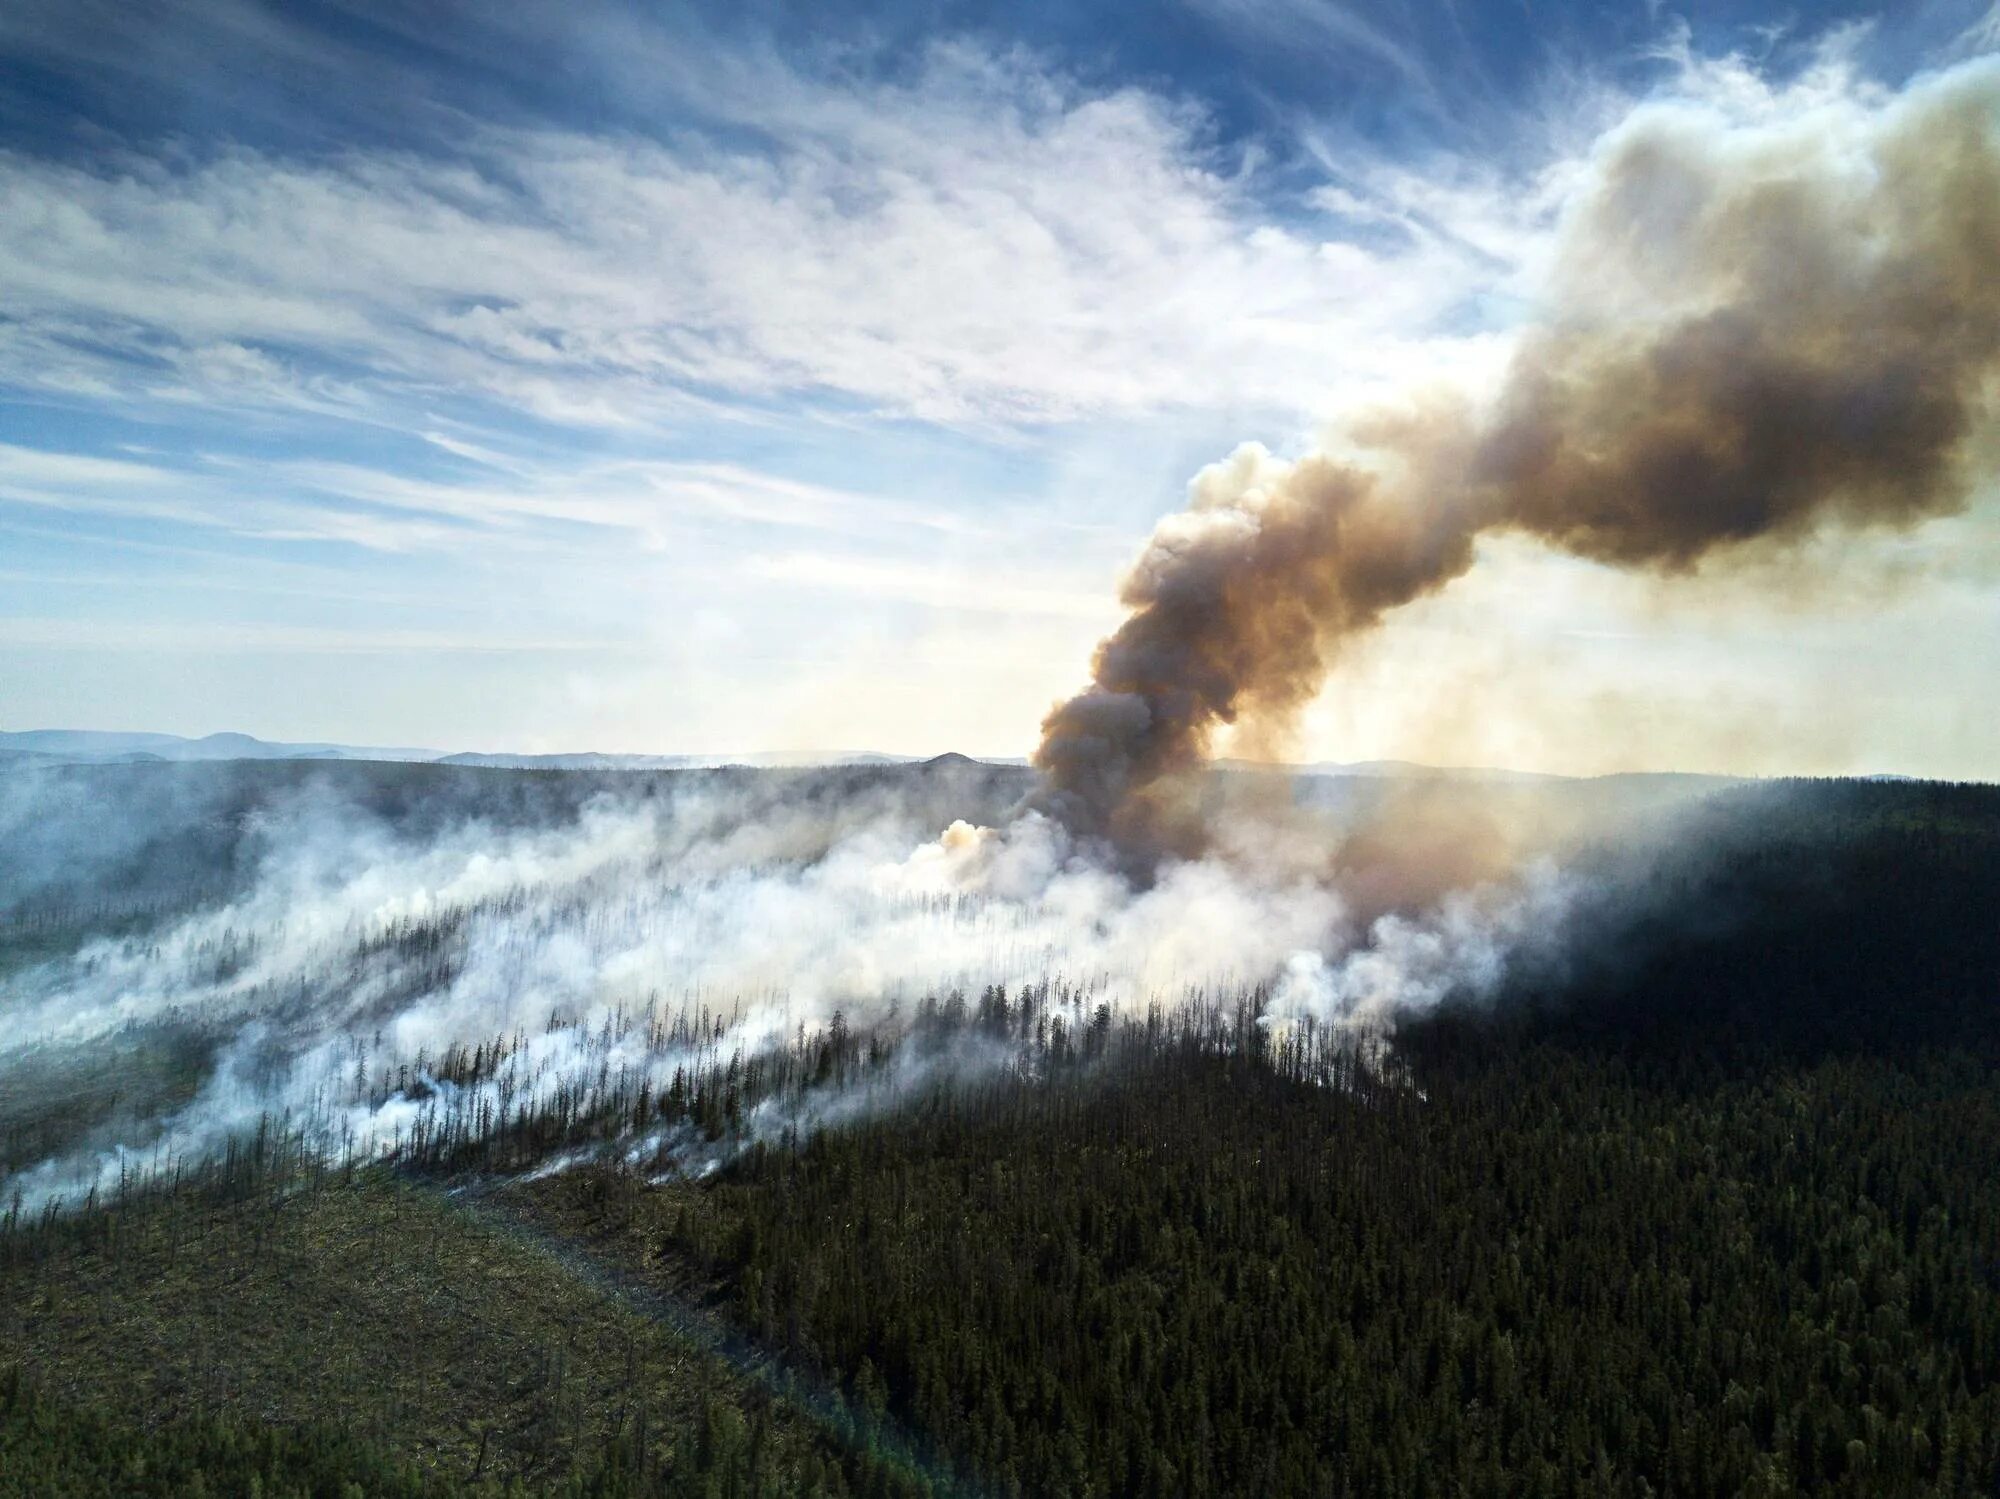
[3,13,2000,1499]
[7,53,2000,1218]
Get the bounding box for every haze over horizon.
[4,1,1999,778]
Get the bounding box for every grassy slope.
[0,1168,846,1493]
[0,1364,447,1498]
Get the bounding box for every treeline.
[389,982,1406,1180]
[635,1033,2000,1498]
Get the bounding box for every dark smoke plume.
[1034,60,2000,851]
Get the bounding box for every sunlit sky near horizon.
[3,0,1998,776]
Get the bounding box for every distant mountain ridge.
[0,729,437,764]
[0,729,1809,784]
[0,730,922,772]
[436,750,916,770]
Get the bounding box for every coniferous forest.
[2,765,1999,1496]
[10,2,2000,1492]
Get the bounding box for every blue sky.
[3,0,1997,771]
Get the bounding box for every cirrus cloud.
[0,43,1513,434]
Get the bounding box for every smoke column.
[1035,58,2000,850]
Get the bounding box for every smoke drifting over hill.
[1035,58,2000,851]
[0,762,1343,1208]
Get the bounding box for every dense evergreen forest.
[638,1037,2000,1496]
[2,771,1998,1495]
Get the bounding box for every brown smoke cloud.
[1034,59,2000,852]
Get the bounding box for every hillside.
[1,772,1997,1494]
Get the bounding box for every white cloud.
[0,44,1513,433]
[0,439,982,555]
[1949,4,2000,59]
[0,442,478,551]
[1181,0,1441,103]
[745,551,1119,621]
[0,616,609,654]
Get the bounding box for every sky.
[2,0,1997,775]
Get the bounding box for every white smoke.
[1263,861,1578,1036]
[14,773,1528,1212]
